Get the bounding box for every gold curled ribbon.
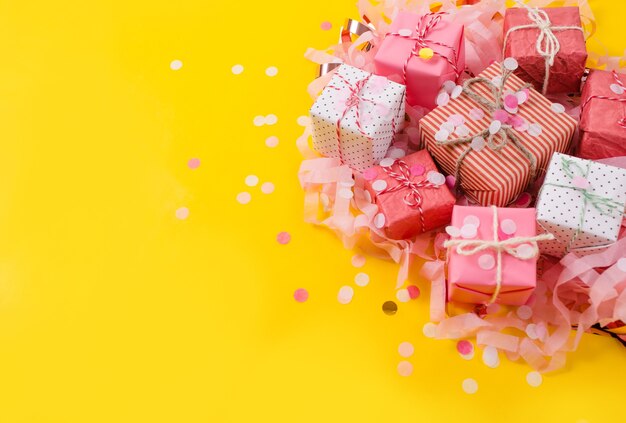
[318,17,376,77]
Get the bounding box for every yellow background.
[0,0,624,421]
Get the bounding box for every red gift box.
[578,69,626,160]
[503,6,587,95]
[363,150,455,240]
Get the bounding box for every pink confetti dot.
[277,231,291,245]
[410,164,425,176]
[398,342,415,358]
[188,158,201,169]
[175,207,189,220]
[265,136,279,148]
[397,361,413,377]
[293,288,308,303]
[457,340,473,355]
[351,254,366,268]
[445,175,456,189]
[407,285,420,299]
[236,192,252,204]
[320,21,333,31]
[261,182,275,194]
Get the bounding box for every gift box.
[536,153,626,258]
[503,6,587,95]
[420,61,576,207]
[577,69,626,160]
[374,12,465,109]
[363,150,455,240]
[445,206,547,305]
[309,64,405,172]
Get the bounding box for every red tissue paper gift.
[374,11,465,109]
[503,4,587,95]
[363,150,455,240]
[578,69,626,160]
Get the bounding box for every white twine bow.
[444,206,554,304]
[503,0,584,95]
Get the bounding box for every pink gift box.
[446,206,539,305]
[374,12,465,109]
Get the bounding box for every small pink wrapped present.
[363,150,455,240]
[374,12,465,109]
[444,206,553,305]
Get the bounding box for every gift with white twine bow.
[445,206,554,304]
[503,0,585,95]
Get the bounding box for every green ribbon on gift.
[542,155,625,253]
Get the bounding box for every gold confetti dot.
[419,48,434,60]
[382,301,398,315]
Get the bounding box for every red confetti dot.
[457,340,473,355]
[294,288,308,303]
[407,285,420,299]
[320,21,332,31]
[188,158,201,169]
[277,231,291,244]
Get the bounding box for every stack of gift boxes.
[307,5,626,307]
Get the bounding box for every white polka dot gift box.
[444,206,553,306]
[420,60,576,207]
[309,64,405,172]
[536,152,626,258]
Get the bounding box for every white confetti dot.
[482,346,500,368]
[517,305,533,320]
[261,182,275,194]
[265,114,278,125]
[526,323,539,340]
[469,108,485,121]
[448,114,464,127]
[500,219,517,235]
[610,83,625,95]
[446,226,461,238]
[462,378,478,394]
[355,272,370,287]
[442,80,456,94]
[436,92,450,107]
[526,371,543,387]
[460,349,475,360]
[245,175,259,187]
[451,85,463,99]
[503,57,519,71]
[388,148,406,159]
[441,121,456,133]
[398,28,412,37]
[427,171,446,186]
[374,213,386,229]
[338,286,354,304]
[517,90,529,104]
[379,157,395,167]
[170,59,183,71]
[489,120,502,134]
[351,254,366,268]
[338,188,354,199]
[398,342,415,358]
[455,125,470,137]
[297,116,309,126]
[372,179,388,192]
[528,123,543,137]
[265,136,279,148]
[516,244,536,260]
[491,76,503,87]
[231,64,244,75]
[463,215,480,227]
[551,103,565,114]
[478,254,495,270]
[253,116,266,126]
[397,361,413,377]
[265,66,278,77]
[396,288,410,303]
[435,129,450,142]
[460,224,478,239]
[470,136,485,151]
[236,192,252,204]
[616,257,626,272]
[422,322,437,338]
[175,207,189,220]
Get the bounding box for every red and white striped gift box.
[419,62,576,207]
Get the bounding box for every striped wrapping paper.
[419,62,577,206]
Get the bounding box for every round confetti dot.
[338,286,354,305]
[528,123,543,137]
[517,89,529,104]
[277,231,291,245]
[265,136,279,148]
[451,85,463,99]
[503,57,519,71]
[170,59,183,70]
[338,188,354,199]
[422,322,437,338]
[363,168,378,181]
[261,182,275,194]
[382,301,398,315]
[448,114,464,127]
[526,323,539,340]
[320,21,332,31]
[396,289,410,303]
[379,157,395,167]
[470,136,485,151]
[460,224,478,239]
[454,124,470,137]
[352,254,366,268]
[354,272,370,287]
[462,378,478,394]
[410,164,425,176]
[526,371,543,387]
[427,171,446,186]
[294,288,308,302]
[457,340,473,356]
[482,346,499,368]
[418,47,434,60]
[478,254,495,270]
[551,103,565,114]
[388,148,405,159]
[489,120,502,134]
[504,94,519,110]
[617,258,626,272]
[436,92,450,107]
[500,219,517,235]
[398,342,415,358]
[610,83,625,95]
[491,76,503,86]
[435,129,450,142]
[517,305,533,320]
[469,108,485,121]
[265,114,278,125]
[188,158,201,169]
[398,28,412,37]
[446,226,461,238]
[441,121,455,133]
[397,361,413,377]
[463,215,480,227]
[236,192,252,204]
[296,116,309,126]
[231,64,244,75]
[245,175,259,187]
[407,285,420,299]
[442,80,456,93]
[372,180,388,192]
[175,207,189,220]
[516,244,536,259]
[253,116,266,126]
[265,66,278,77]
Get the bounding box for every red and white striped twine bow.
[379,159,439,231]
[582,71,626,129]
[387,13,461,85]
